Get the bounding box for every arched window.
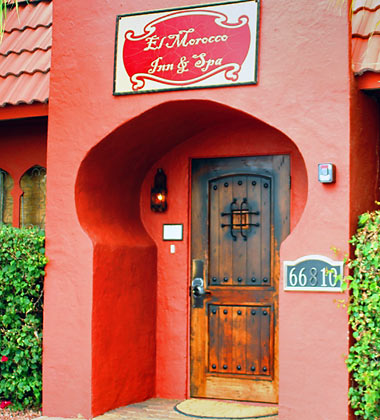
[20,166,46,229]
[0,169,13,225]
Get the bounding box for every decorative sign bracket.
[114,0,259,95]
[284,255,344,292]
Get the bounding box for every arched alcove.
[75,99,307,416]
[0,169,14,225]
[20,165,46,228]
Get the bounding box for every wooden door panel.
[247,177,262,286]
[209,181,221,286]
[231,306,248,375]
[208,304,273,377]
[260,178,272,286]
[190,155,290,403]
[218,306,233,374]
[230,177,248,284]
[209,175,271,287]
[246,306,261,376]
[204,374,277,402]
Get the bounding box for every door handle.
[191,277,211,297]
[191,259,210,308]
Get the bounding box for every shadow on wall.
[74,99,308,416]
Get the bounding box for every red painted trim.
[356,72,380,90]
[0,103,48,120]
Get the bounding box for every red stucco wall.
[0,117,47,226]
[43,0,363,419]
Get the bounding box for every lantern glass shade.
[151,168,167,212]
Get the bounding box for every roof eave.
[0,101,48,120]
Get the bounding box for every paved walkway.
[96,399,194,420]
[37,398,279,420]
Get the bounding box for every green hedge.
[343,210,380,420]
[0,226,46,410]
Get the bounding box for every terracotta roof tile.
[352,0,380,75]
[4,1,52,33]
[0,25,52,56]
[352,8,380,36]
[0,72,49,106]
[0,0,51,107]
[0,49,50,77]
[353,0,380,11]
[352,37,380,73]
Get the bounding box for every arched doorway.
[76,99,307,416]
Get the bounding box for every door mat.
[174,399,278,419]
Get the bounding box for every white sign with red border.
[114,1,259,95]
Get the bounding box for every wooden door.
[190,155,290,403]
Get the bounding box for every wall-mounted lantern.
[151,168,167,212]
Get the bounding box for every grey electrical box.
[318,163,335,184]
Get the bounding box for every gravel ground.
[0,409,41,420]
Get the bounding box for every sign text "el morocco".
[114,1,259,95]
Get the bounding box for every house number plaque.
[284,255,344,292]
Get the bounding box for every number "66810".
[288,266,339,287]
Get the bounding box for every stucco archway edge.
[76,99,307,242]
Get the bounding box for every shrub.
[342,210,380,420]
[0,225,46,410]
